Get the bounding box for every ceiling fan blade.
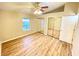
[41,6,48,8]
[32,2,40,8]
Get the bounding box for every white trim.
[0,42,1,56]
[2,31,39,44]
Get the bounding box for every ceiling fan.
[33,2,48,15]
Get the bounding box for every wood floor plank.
[1,32,72,56]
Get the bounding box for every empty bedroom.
[0,2,79,56]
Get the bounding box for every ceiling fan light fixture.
[38,10,42,15]
[34,10,43,15]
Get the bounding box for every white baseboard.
[0,42,1,56]
[2,31,39,44]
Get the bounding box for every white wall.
[72,16,79,56]
[59,15,78,44]
[44,18,48,35]
[0,11,41,43]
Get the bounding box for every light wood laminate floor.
[2,32,72,56]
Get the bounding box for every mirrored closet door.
[48,17,62,39]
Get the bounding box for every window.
[22,18,30,31]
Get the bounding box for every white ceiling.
[39,2,65,12]
[0,2,65,14]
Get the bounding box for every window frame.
[22,18,30,31]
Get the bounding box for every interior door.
[53,17,62,39]
[59,15,78,44]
